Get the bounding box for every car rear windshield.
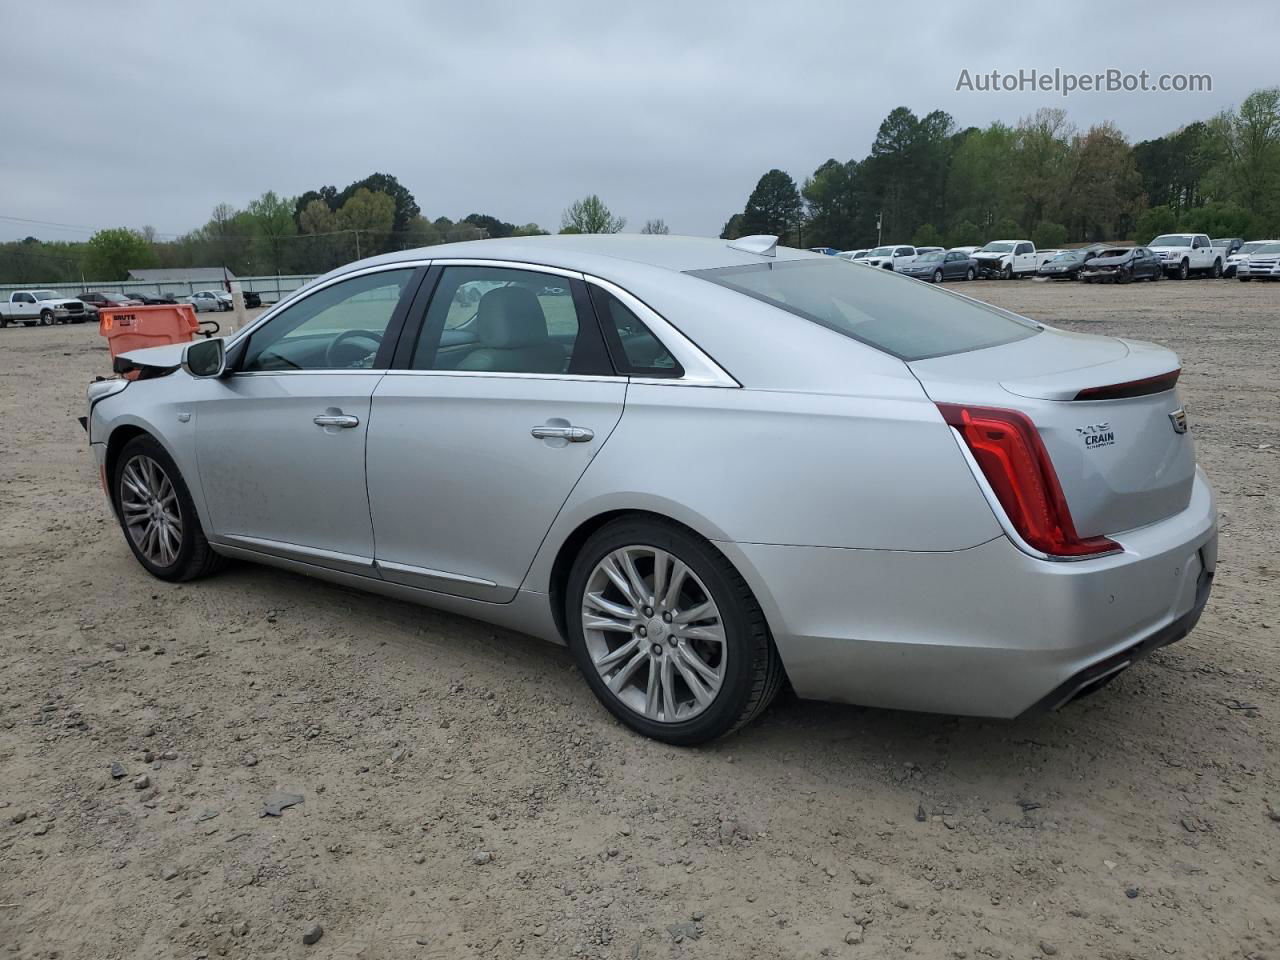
[688,259,1040,361]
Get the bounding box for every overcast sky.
[3,1,1274,242]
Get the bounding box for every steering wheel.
[325,328,383,368]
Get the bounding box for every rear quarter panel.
[523,380,1002,592]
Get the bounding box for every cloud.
[0,0,1267,241]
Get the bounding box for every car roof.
[335,234,826,281]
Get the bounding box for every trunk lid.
[909,327,1196,538]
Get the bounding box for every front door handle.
[314,414,359,429]
[531,425,594,443]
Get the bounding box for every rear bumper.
[717,468,1217,718]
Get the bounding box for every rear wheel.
[112,434,225,582]
[1211,259,1222,279]
[566,518,783,745]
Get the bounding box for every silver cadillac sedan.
[85,235,1217,744]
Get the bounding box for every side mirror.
[182,337,226,378]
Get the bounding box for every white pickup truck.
[971,240,1053,279]
[0,289,90,327]
[1147,233,1223,280]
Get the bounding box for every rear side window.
[588,287,683,377]
[688,259,1040,362]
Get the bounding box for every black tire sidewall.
[112,435,203,581]
[565,520,761,745]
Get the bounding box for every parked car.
[187,290,231,312]
[914,246,945,256]
[837,249,870,262]
[88,235,1216,744]
[1079,247,1164,283]
[808,247,841,256]
[132,292,181,305]
[79,291,145,309]
[1035,246,1105,280]
[854,244,917,271]
[972,240,1051,279]
[1224,240,1278,278]
[1147,233,1223,279]
[1213,238,1244,259]
[897,249,977,283]
[949,245,981,257]
[1236,241,1280,281]
[0,289,89,326]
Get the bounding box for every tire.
[1150,267,1161,281]
[932,269,943,284]
[1177,259,1189,280]
[39,309,54,326]
[111,434,226,582]
[565,517,784,745]
[0,318,8,329]
[1117,268,1132,284]
[1239,276,1251,282]
[1211,259,1222,279]
[965,268,975,281]
[1001,263,1012,280]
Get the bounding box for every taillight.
[937,403,1119,559]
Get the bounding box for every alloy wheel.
[580,545,727,723]
[120,454,183,567]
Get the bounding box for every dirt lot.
[1,278,1277,960]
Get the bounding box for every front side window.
[240,268,413,372]
[589,287,682,377]
[412,266,607,375]
[1015,243,1033,255]
[689,259,1040,362]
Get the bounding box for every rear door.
[194,265,423,574]
[365,262,625,601]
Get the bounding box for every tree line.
[723,88,1280,250]
[0,174,654,283]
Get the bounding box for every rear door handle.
[531,425,594,443]
[314,414,359,428]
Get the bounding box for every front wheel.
[965,267,975,281]
[1117,267,1132,284]
[1001,263,1012,280]
[112,434,226,582]
[566,518,783,745]
[1177,259,1189,280]
[932,269,943,284]
[39,310,54,326]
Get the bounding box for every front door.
[194,266,420,574]
[366,264,625,600]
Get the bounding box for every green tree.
[803,159,870,248]
[1014,108,1074,233]
[247,190,297,274]
[334,173,420,234]
[1032,221,1068,249]
[1061,123,1146,241]
[561,195,625,233]
[1205,88,1280,232]
[740,169,802,241]
[912,223,944,247]
[511,223,549,236]
[336,188,395,258]
[719,213,746,240]
[464,213,515,238]
[946,219,982,247]
[641,218,670,235]
[83,228,154,280]
[1135,205,1178,242]
[947,124,1019,233]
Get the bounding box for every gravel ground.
[1,278,1277,960]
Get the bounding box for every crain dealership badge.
[1169,408,1189,434]
[1077,421,1115,449]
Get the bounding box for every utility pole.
[877,212,883,246]
[353,230,362,260]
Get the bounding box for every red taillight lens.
[937,403,1119,558]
